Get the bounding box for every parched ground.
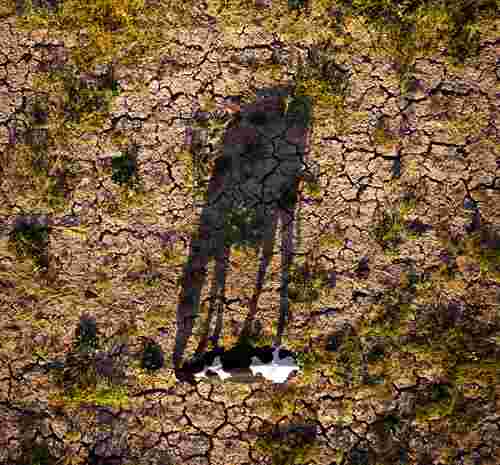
[0,1,499,464]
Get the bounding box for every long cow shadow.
[173,85,314,383]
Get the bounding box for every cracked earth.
[0,1,500,465]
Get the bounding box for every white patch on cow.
[250,347,299,383]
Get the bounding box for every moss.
[416,385,457,422]
[335,336,365,386]
[111,150,139,187]
[337,0,497,66]
[319,232,344,249]
[288,261,329,304]
[223,203,266,251]
[56,383,129,408]
[254,423,320,465]
[144,273,161,288]
[454,360,499,388]
[9,217,50,270]
[372,124,397,147]
[295,350,324,384]
[271,396,296,418]
[370,208,404,252]
[141,339,164,371]
[286,93,314,129]
[28,443,52,465]
[207,0,339,44]
[303,177,321,199]
[18,0,144,66]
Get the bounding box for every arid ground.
[0,1,499,464]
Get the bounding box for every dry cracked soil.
[0,1,500,465]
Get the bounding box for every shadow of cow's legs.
[172,222,214,370]
[275,201,296,347]
[195,240,230,354]
[241,210,279,339]
[212,247,229,346]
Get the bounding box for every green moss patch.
[223,203,265,251]
[73,313,99,353]
[141,339,164,372]
[288,260,330,304]
[337,0,497,66]
[254,422,320,465]
[59,66,115,124]
[416,382,457,421]
[24,443,53,465]
[54,383,129,408]
[9,215,50,270]
[110,144,141,190]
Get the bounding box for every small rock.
[368,109,383,128]
[447,145,466,159]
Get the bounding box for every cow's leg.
[241,210,279,338]
[274,199,296,347]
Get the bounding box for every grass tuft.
[141,339,164,371]
[9,215,50,270]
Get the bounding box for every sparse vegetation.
[26,443,52,465]
[73,313,99,352]
[60,66,116,124]
[416,382,457,421]
[383,413,401,435]
[371,209,404,252]
[2,2,498,464]
[436,223,500,281]
[223,203,265,251]
[370,196,418,252]
[254,425,321,465]
[9,215,50,270]
[111,146,140,188]
[288,259,330,304]
[336,0,498,67]
[56,350,98,395]
[141,339,165,371]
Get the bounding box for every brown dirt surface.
[0,1,499,464]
